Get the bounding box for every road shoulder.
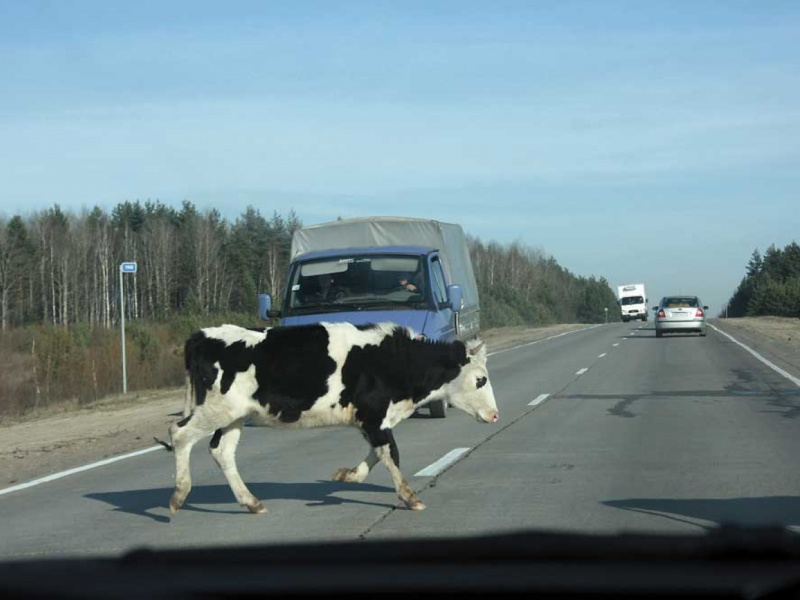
[710,318,800,382]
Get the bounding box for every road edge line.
[0,445,163,498]
[708,323,800,388]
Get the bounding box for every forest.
[0,202,618,417]
[724,242,800,318]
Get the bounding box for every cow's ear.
[466,338,486,359]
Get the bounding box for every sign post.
[604,307,609,324]
[120,262,137,394]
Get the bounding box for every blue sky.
[1,1,798,313]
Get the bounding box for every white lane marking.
[528,393,550,406]
[0,323,608,497]
[613,343,620,347]
[598,353,607,358]
[576,368,589,376]
[415,448,471,477]
[0,445,163,498]
[488,324,604,357]
[709,324,800,388]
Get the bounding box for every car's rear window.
[664,297,698,308]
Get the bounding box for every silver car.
[653,296,708,337]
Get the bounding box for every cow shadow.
[602,496,800,530]
[86,480,397,524]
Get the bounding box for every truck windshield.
[286,255,427,312]
[620,296,644,305]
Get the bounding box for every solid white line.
[414,448,471,477]
[528,393,550,406]
[0,445,163,498]
[708,324,800,388]
[487,324,604,357]
[576,368,589,376]
[598,353,607,358]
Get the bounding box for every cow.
[164,321,498,515]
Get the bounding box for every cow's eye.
[476,376,487,389]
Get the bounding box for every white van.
[617,284,648,322]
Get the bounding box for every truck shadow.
[601,496,800,530]
[85,480,397,524]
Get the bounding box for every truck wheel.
[429,399,448,418]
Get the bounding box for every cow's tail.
[182,371,193,419]
[153,437,174,452]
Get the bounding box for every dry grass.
[715,316,800,348]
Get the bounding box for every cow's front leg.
[368,429,425,511]
[332,431,399,484]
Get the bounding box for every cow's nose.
[478,410,499,424]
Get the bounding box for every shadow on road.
[86,480,397,524]
[557,384,800,419]
[602,496,800,530]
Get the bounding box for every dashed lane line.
[414,448,471,477]
[528,393,550,406]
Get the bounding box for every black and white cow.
[165,322,498,515]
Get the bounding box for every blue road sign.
[121,262,137,273]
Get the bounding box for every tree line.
[0,202,618,418]
[724,242,800,318]
[0,201,301,331]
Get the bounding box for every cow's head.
[444,338,499,424]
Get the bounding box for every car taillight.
[657,309,666,319]
[696,308,704,318]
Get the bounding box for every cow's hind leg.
[168,414,204,514]
[209,419,267,514]
[168,403,248,515]
[332,447,378,483]
[333,430,399,484]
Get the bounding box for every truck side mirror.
[446,284,463,312]
[258,294,274,320]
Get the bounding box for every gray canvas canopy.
[291,217,480,311]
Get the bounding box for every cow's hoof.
[331,468,352,482]
[246,502,268,514]
[169,498,182,515]
[407,500,427,511]
[332,467,366,483]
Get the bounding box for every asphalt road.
[2,321,800,560]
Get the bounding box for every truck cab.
[259,245,472,343]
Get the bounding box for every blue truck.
[258,216,481,418]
